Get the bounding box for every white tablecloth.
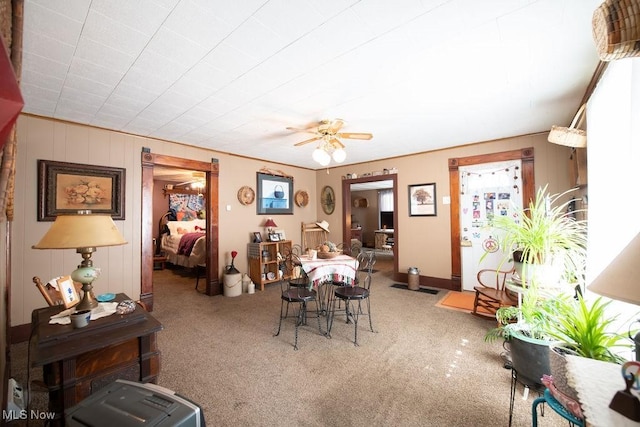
[566,354,640,427]
[300,254,358,288]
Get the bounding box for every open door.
[141,149,220,309]
[448,148,534,291]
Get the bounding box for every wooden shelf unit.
[247,240,292,291]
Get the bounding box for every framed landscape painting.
[37,160,126,221]
[408,183,437,216]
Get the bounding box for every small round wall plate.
[96,293,116,302]
[295,190,309,207]
[237,186,255,205]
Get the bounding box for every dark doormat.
[391,283,439,295]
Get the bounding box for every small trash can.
[407,267,420,291]
[223,266,242,297]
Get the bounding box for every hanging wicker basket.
[548,104,587,148]
[592,0,640,61]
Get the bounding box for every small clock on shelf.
[321,185,335,215]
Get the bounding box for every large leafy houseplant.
[483,185,588,341]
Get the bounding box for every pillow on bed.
[166,221,188,235]
[166,220,206,235]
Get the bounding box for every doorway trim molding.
[342,174,399,280]
[141,149,220,310]
[448,148,534,291]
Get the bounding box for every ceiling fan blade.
[286,126,318,134]
[329,137,345,149]
[328,119,345,134]
[294,136,321,146]
[336,132,373,140]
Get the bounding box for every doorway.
[342,174,399,279]
[458,160,523,291]
[140,149,220,310]
[448,148,534,291]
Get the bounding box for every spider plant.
[491,185,587,288]
[483,185,587,342]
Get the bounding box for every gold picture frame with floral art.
[37,160,125,221]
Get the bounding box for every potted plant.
[540,293,635,400]
[483,185,588,386]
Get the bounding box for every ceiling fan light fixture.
[332,148,346,163]
[317,148,331,166]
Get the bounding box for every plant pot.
[549,346,579,401]
[507,330,552,387]
[512,256,563,288]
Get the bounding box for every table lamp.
[33,210,127,311]
[588,232,640,421]
[264,218,277,235]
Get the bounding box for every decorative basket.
[317,251,341,259]
[273,184,284,199]
[548,104,587,148]
[592,0,640,61]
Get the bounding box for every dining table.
[299,253,358,290]
[299,253,359,325]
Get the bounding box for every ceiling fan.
[176,171,206,189]
[288,119,373,148]
[288,119,373,166]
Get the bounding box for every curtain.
[379,189,394,211]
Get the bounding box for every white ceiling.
[20,0,601,170]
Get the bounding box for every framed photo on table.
[269,233,281,242]
[408,183,437,216]
[37,160,125,221]
[56,276,80,308]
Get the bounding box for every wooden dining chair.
[301,221,328,252]
[472,267,517,319]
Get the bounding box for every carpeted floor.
[10,265,569,426]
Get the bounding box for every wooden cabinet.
[29,294,163,425]
[351,228,362,242]
[248,240,292,291]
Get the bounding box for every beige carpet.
[11,265,569,427]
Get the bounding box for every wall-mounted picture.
[256,172,293,215]
[409,183,437,216]
[37,160,125,221]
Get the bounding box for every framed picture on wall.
[408,183,437,216]
[37,160,125,221]
[256,172,293,215]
